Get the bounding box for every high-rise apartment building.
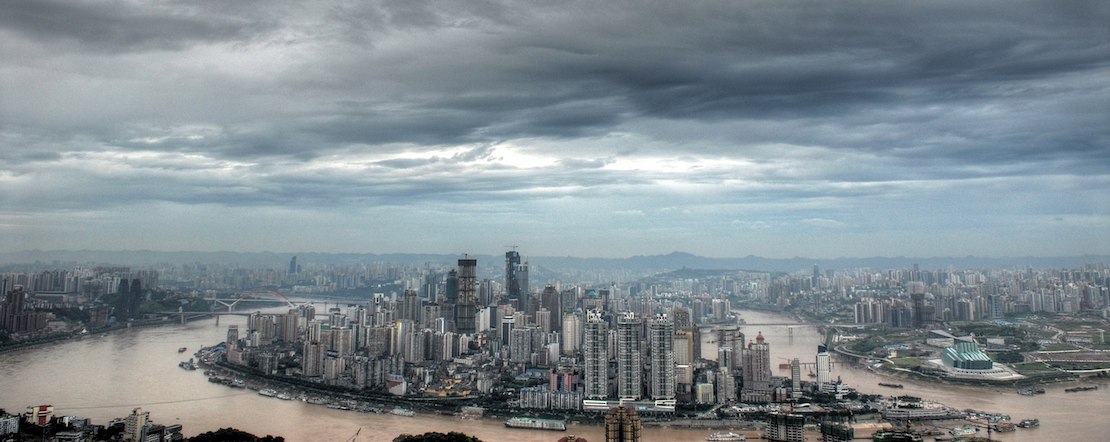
[649,313,675,400]
[604,405,642,442]
[616,311,642,400]
[562,312,581,355]
[123,407,148,442]
[583,310,609,399]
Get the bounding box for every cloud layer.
[2,0,1108,258]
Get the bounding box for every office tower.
[455,257,478,334]
[616,312,642,400]
[500,315,515,345]
[741,332,772,403]
[505,250,521,298]
[649,314,675,400]
[583,310,609,399]
[518,262,532,316]
[444,270,458,305]
[288,256,297,274]
[816,345,831,388]
[540,285,562,331]
[604,405,642,442]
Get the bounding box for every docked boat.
[992,422,1016,433]
[258,389,278,398]
[1065,385,1098,392]
[276,392,293,400]
[949,426,977,437]
[177,360,196,370]
[878,382,904,389]
[391,407,415,417]
[230,379,245,388]
[706,431,746,441]
[504,417,567,431]
[1017,387,1045,396]
[1018,418,1040,428]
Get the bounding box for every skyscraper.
[604,406,642,442]
[454,256,478,335]
[741,331,772,403]
[288,256,297,274]
[816,345,831,388]
[649,313,675,400]
[616,311,642,400]
[505,250,521,299]
[583,310,608,399]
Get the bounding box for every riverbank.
[0,315,211,355]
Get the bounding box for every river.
[1,310,1106,441]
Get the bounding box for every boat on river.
[178,347,187,353]
[504,417,567,431]
[878,382,904,389]
[949,425,977,436]
[1018,418,1040,428]
[705,431,746,441]
[391,407,415,417]
[1065,385,1098,392]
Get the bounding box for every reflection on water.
[1,311,1106,441]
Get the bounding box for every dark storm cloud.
[0,0,271,52]
[1,0,1108,256]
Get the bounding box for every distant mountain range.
[0,249,1106,274]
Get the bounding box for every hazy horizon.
[2,1,1108,258]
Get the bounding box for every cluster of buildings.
[216,251,851,416]
[0,406,181,442]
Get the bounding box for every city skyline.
[2,1,1108,259]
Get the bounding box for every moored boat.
[878,382,904,389]
[391,407,415,417]
[258,389,278,397]
[504,417,567,431]
[706,431,746,441]
[1018,418,1039,428]
[1065,385,1098,392]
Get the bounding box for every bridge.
[162,290,348,324]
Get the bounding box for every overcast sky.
[1,0,1108,259]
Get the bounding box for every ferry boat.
[391,407,416,417]
[1018,418,1040,428]
[258,389,278,398]
[504,417,567,431]
[1065,385,1098,392]
[878,382,904,389]
[705,431,746,441]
